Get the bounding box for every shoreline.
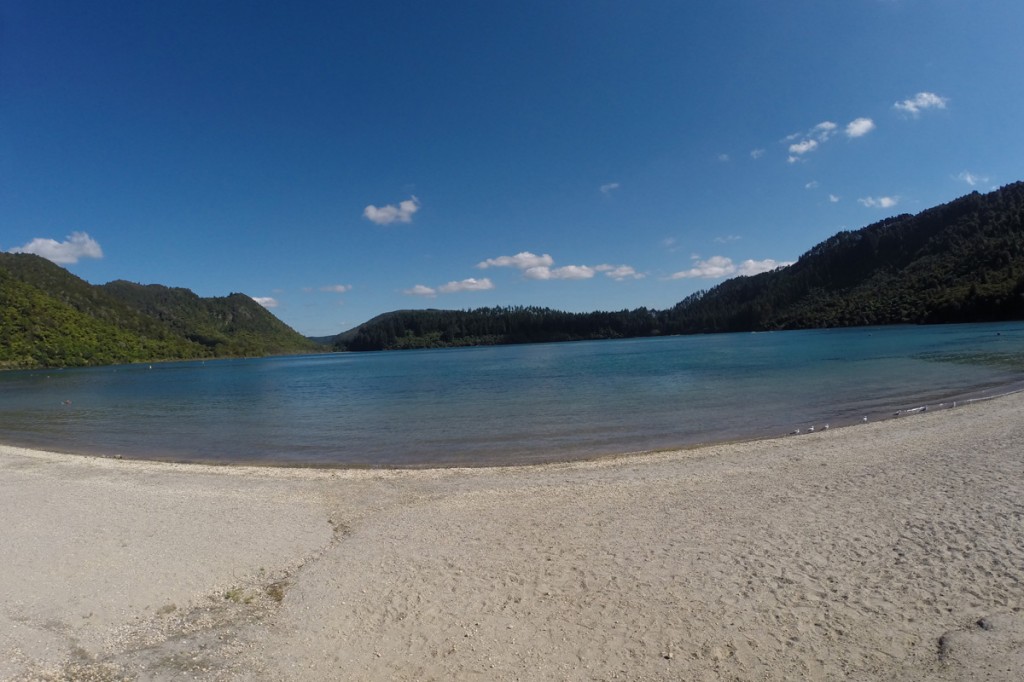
[4,379,1023,471]
[3,392,1024,679]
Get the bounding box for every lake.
[1,322,1022,467]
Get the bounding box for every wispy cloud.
[787,138,819,161]
[595,264,645,281]
[320,284,352,293]
[363,196,421,225]
[858,196,900,208]
[7,231,103,264]
[252,296,279,308]
[403,284,437,297]
[717,153,731,162]
[668,255,792,280]
[956,170,988,187]
[404,278,494,297]
[786,122,833,161]
[524,265,595,280]
[714,235,741,244]
[750,148,765,160]
[845,117,876,138]
[479,251,640,283]
[599,182,620,195]
[785,117,871,162]
[894,92,948,117]
[829,194,841,203]
[477,251,554,270]
[805,181,820,190]
[438,277,494,293]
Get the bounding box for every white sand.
[2,393,1023,680]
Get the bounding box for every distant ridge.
[0,253,316,369]
[327,182,1024,351]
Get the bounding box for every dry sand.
[2,393,1023,681]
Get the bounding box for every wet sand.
[2,392,1023,680]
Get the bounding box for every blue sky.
[3,1,1023,336]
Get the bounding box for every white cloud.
[845,117,876,138]
[714,234,741,244]
[438,277,494,293]
[956,170,988,187]
[524,265,595,280]
[829,194,841,203]
[785,119,853,162]
[252,296,279,308]
[788,139,819,156]
[669,255,737,279]
[717,153,731,162]
[737,259,789,276]
[405,278,494,296]
[805,181,820,190]
[750,148,765,159]
[478,251,639,283]
[894,92,948,116]
[403,284,437,297]
[858,196,900,208]
[595,264,644,281]
[320,284,352,293]
[363,196,421,225]
[599,182,620,195]
[669,255,791,280]
[812,121,837,138]
[477,251,554,270]
[8,231,103,264]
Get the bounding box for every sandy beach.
[2,394,1023,681]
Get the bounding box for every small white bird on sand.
[862,416,868,423]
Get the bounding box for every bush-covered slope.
[0,253,316,369]
[100,280,317,357]
[666,182,1024,332]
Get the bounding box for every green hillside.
[0,254,316,369]
[667,181,1024,332]
[100,280,318,357]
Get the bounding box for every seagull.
[808,426,815,433]
[862,416,868,423]
[823,424,829,430]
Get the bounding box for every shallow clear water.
[1,322,1022,467]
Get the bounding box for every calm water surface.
[2,323,1023,467]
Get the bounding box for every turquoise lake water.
[1,322,1023,467]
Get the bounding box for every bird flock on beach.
[787,399,975,437]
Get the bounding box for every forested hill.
[668,181,1024,331]
[331,182,1024,351]
[0,253,317,369]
